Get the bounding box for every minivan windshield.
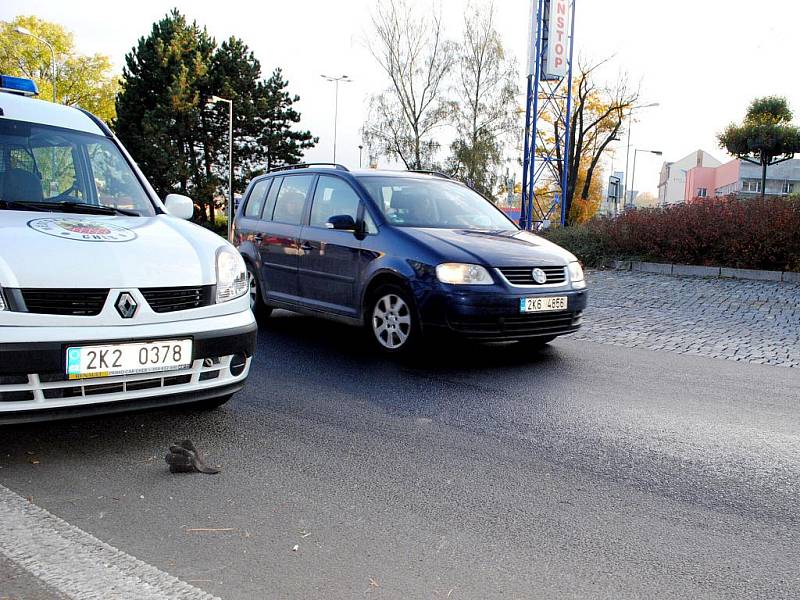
[0,119,155,216]
[357,176,517,230]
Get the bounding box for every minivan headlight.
[0,288,6,311]
[216,247,248,303]
[436,263,494,285]
[568,261,585,288]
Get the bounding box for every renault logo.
[531,268,547,284]
[115,292,138,319]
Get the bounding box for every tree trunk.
[760,159,767,200]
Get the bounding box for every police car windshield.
[0,119,155,216]
[357,176,517,230]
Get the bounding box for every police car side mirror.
[164,194,194,220]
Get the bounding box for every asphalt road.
[1,310,799,599]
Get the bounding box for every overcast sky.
[2,0,798,195]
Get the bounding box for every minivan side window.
[243,179,271,218]
[309,176,360,228]
[262,176,282,221]
[271,175,314,225]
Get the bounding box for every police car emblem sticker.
[28,218,137,242]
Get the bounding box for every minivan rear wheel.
[246,263,272,322]
[368,284,418,353]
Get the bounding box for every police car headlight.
[436,263,494,285]
[215,247,247,303]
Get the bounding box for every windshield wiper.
[26,201,140,216]
[57,201,139,216]
[0,200,48,212]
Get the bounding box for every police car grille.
[140,286,213,313]
[20,289,109,316]
[498,266,566,285]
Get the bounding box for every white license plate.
[519,296,568,313]
[66,339,193,380]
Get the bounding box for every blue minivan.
[233,164,587,353]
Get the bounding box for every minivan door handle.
[253,233,263,243]
[299,241,313,253]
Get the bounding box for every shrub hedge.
[543,195,800,272]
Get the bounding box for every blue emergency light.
[0,75,39,97]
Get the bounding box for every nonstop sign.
[526,0,571,79]
[545,0,569,78]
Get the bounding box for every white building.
[657,150,721,206]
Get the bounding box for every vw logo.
[531,268,547,284]
[115,292,138,319]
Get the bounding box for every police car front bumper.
[0,310,256,422]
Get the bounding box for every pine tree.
[257,68,317,171]
[114,10,316,223]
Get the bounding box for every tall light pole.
[358,144,364,168]
[629,149,663,208]
[208,95,233,242]
[621,102,659,214]
[321,74,351,163]
[14,26,56,103]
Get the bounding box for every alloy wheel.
[372,293,412,350]
[248,270,258,310]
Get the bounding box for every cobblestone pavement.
[575,270,800,368]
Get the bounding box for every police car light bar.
[0,75,39,97]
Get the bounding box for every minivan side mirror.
[326,214,357,231]
[164,194,194,220]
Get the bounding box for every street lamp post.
[358,144,364,168]
[321,74,351,163]
[208,95,234,242]
[14,26,56,103]
[621,102,659,214]
[629,149,663,208]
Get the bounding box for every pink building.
[684,158,800,202]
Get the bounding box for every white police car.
[0,75,256,423]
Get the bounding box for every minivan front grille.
[497,266,566,286]
[20,288,108,316]
[140,286,213,313]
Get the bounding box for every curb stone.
[632,262,672,275]
[611,261,798,284]
[720,267,783,282]
[673,264,721,278]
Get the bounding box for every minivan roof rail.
[408,170,451,179]
[267,163,350,173]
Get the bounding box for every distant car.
[234,164,587,353]
[0,75,256,423]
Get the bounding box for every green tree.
[362,0,454,170]
[0,16,118,121]
[114,10,214,217]
[256,68,317,171]
[718,96,800,199]
[114,10,315,223]
[448,2,518,198]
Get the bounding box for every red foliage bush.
[544,195,800,271]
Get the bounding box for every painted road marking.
[0,484,220,600]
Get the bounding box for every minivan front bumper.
[418,286,587,342]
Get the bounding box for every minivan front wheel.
[369,285,418,353]
[246,263,272,322]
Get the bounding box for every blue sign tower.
[519,0,577,229]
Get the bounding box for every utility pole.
[208,96,234,242]
[321,75,351,163]
[14,26,56,103]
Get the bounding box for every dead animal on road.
[164,440,220,475]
